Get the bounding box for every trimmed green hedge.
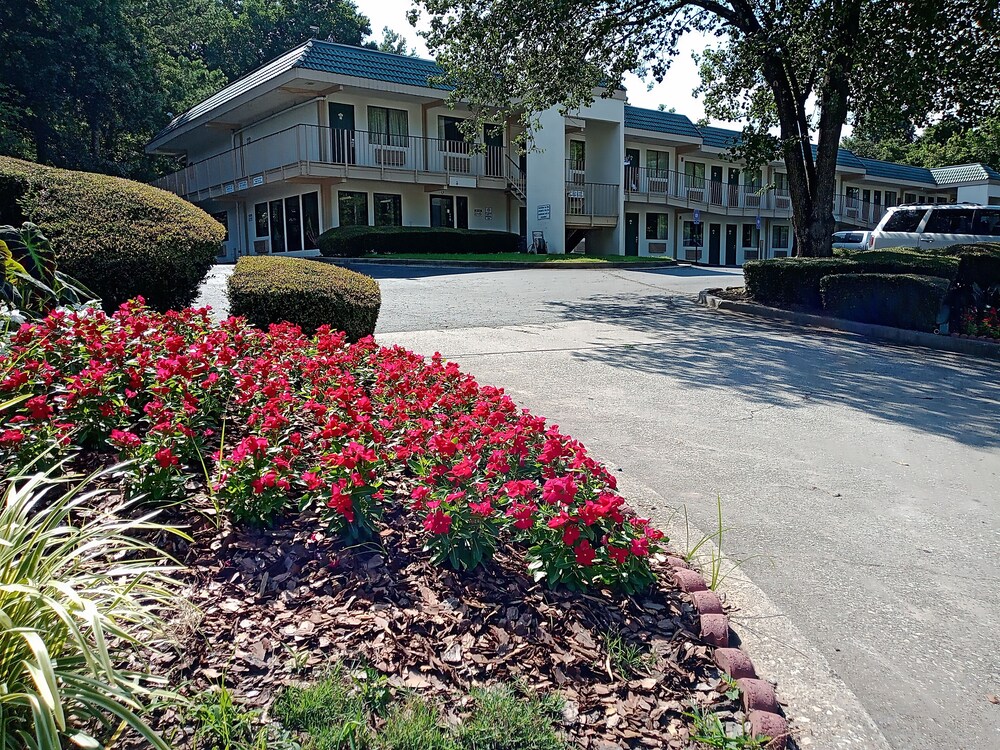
[0,156,223,312]
[852,248,959,280]
[934,243,1000,287]
[820,273,949,332]
[227,256,380,340]
[318,225,521,258]
[744,258,861,309]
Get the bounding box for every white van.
[868,204,1000,250]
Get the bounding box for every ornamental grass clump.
[0,466,179,749]
[0,301,665,593]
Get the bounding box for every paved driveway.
[197,262,1000,749]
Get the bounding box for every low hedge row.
[0,156,223,311]
[318,225,521,257]
[933,243,1000,287]
[820,274,950,332]
[227,256,380,340]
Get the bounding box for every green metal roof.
[930,163,1000,185]
[623,106,700,138]
[298,41,445,89]
[858,157,936,185]
[700,126,742,150]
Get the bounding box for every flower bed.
[0,301,662,592]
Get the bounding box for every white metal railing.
[566,182,619,218]
[153,124,512,199]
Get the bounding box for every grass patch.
[272,666,381,749]
[189,684,283,750]
[380,698,456,750]
[688,708,769,749]
[455,684,565,750]
[359,252,676,265]
[602,629,657,678]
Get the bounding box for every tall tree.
[412,0,999,256]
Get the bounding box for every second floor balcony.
[153,124,523,201]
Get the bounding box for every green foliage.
[379,699,456,750]
[0,465,179,749]
[743,258,861,309]
[318,226,521,258]
[0,222,95,320]
[852,248,959,280]
[455,684,565,750]
[935,242,1000,287]
[688,708,768,749]
[190,684,270,750]
[0,156,223,311]
[820,273,950,332]
[272,667,376,750]
[602,630,656,679]
[227,256,381,340]
[843,115,1000,171]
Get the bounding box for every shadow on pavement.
[546,293,1000,448]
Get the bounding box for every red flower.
[469,499,493,516]
[542,475,577,505]
[0,429,25,446]
[574,539,596,567]
[562,524,581,546]
[608,545,629,564]
[328,485,355,522]
[109,429,141,449]
[154,447,178,468]
[629,537,650,557]
[423,510,452,535]
[302,471,324,491]
[25,396,52,420]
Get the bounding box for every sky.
[355,0,725,126]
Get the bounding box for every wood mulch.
[121,481,748,750]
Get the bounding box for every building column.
[526,107,567,253]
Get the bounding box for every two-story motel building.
[148,40,1000,263]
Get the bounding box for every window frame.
[338,190,369,228]
[645,212,669,240]
[374,193,403,227]
[368,105,409,147]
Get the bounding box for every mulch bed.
[129,487,748,749]
[708,287,750,302]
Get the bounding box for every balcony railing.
[566,182,619,219]
[153,124,517,200]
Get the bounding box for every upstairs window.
[569,140,586,171]
[774,172,789,195]
[684,161,705,188]
[368,106,408,146]
[645,150,670,176]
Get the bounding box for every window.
[268,200,286,253]
[772,225,789,248]
[904,192,917,203]
[774,172,788,194]
[882,208,926,232]
[975,209,1000,236]
[438,116,469,153]
[846,187,860,207]
[374,193,403,227]
[684,161,705,188]
[645,150,670,176]
[368,106,408,146]
[885,191,897,207]
[745,170,762,191]
[211,211,229,258]
[338,191,369,227]
[683,221,704,247]
[924,208,975,234]
[569,140,586,170]
[645,213,669,240]
[254,203,269,238]
[302,192,320,250]
[285,196,302,252]
[741,224,758,247]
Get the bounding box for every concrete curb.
[666,554,791,749]
[320,257,679,271]
[698,289,1000,361]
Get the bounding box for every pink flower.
[574,539,596,567]
[542,475,577,505]
[154,447,178,469]
[608,546,629,564]
[469,499,493,516]
[562,524,581,546]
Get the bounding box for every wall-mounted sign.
[448,175,476,188]
[224,184,235,194]
[252,175,264,187]
[537,203,551,220]
[237,179,249,191]
[474,208,484,217]
[484,207,493,221]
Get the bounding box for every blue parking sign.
[755,214,761,230]
[693,209,701,225]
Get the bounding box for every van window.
[924,208,975,234]
[882,208,925,232]
[972,208,1000,237]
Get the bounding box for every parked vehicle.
[831,230,870,251]
[868,204,1000,249]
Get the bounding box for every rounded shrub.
[318,225,521,257]
[852,248,959,280]
[820,273,950,332]
[227,256,380,340]
[0,156,223,312]
[743,257,860,309]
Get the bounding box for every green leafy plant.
[687,708,769,749]
[379,697,456,750]
[0,222,94,320]
[0,463,180,749]
[272,666,375,750]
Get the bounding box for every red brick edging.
[667,555,791,749]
